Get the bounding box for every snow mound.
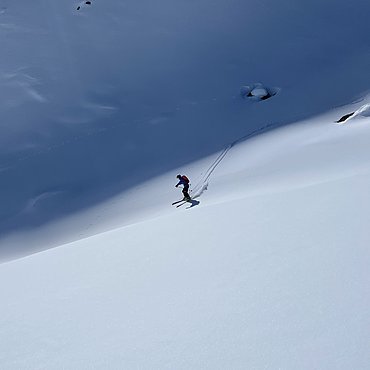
[356,103,370,118]
[240,83,279,101]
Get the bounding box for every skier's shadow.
[186,199,200,209]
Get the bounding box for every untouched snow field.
[0,0,370,368]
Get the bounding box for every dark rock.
[336,112,355,123]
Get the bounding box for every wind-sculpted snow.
[0,0,369,256]
[351,103,370,120]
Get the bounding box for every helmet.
[176,174,182,179]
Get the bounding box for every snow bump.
[240,83,279,101]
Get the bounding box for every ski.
[172,198,191,205]
[176,201,188,208]
[172,199,185,205]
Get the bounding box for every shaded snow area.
[0,0,369,254]
[0,0,370,368]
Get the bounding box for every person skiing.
[175,174,191,201]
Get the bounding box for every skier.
[175,174,191,201]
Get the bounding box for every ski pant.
[182,185,190,199]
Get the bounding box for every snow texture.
[0,0,370,368]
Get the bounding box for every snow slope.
[0,0,369,254]
[1,100,370,368]
[1,0,370,368]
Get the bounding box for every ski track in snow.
[191,123,276,197]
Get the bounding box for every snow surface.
[1,0,370,253]
[1,104,370,369]
[0,0,370,368]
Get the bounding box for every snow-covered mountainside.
[1,0,369,256]
[1,102,370,369]
[0,0,369,368]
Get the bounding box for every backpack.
[181,175,190,184]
